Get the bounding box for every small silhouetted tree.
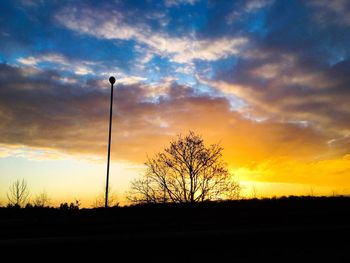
[93,185,119,208]
[128,131,240,204]
[7,179,30,207]
[33,190,51,207]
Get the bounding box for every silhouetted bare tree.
[93,185,119,208]
[128,131,240,204]
[7,179,30,207]
[33,190,51,207]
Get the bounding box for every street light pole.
[105,76,116,208]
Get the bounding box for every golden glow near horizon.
[1,130,349,207]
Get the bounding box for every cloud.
[164,0,198,8]
[171,37,247,63]
[17,53,96,75]
[205,1,350,144]
[244,0,274,12]
[55,6,247,64]
[308,0,350,26]
[0,143,75,161]
[0,63,340,162]
[16,53,148,86]
[175,65,194,75]
[226,0,274,24]
[208,55,350,138]
[19,0,44,7]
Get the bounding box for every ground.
[1,196,349,262]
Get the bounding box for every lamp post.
[105,76,116,208]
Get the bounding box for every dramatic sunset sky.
[1,0,350,206]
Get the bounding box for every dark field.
[1,196,350,261]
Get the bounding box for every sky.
[1,0,350,207]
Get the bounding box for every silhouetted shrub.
[25,203,33,209]
[59,202,69,210]
[59,200,80,210]
[6,203,20,209]
[69,200,80,210]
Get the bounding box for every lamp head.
[109,76,116,85]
